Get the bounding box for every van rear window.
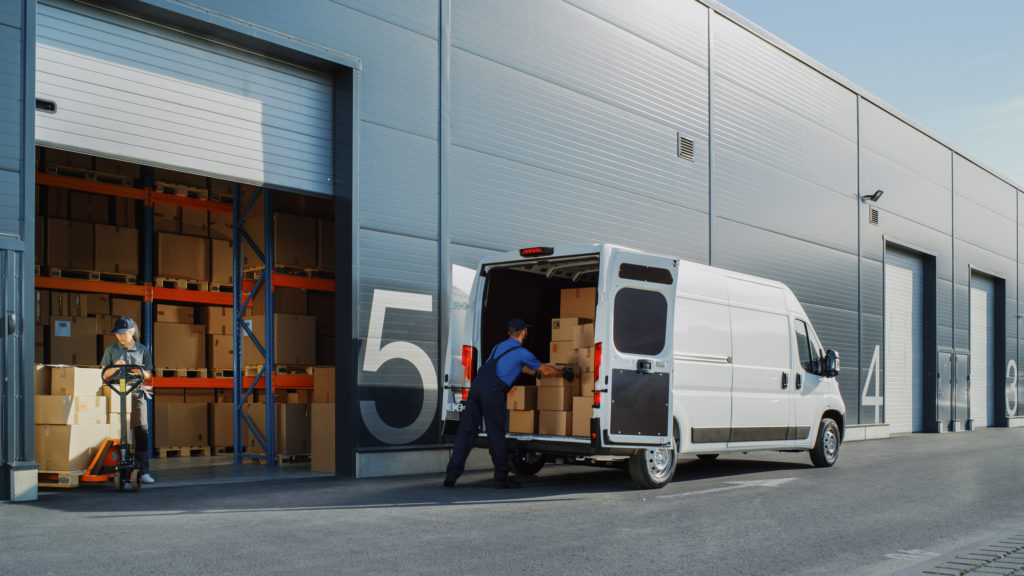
[619,263,673,285]
[613,288,667,355]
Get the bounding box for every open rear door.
[604,250,677,446]
[441,264,479,437]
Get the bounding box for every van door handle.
[781,373,788,389]
[795,373,802,390]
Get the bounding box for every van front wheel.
[628,441,677,489]
[810,417,840,467]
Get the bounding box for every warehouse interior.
[33,146,339,489]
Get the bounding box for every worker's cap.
[112,316,136,334]
[507,318,531,332]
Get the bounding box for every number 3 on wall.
[360,289,438,445]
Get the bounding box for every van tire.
[511,451,545,476]
[810,417,840,467]
[628,440,677,489]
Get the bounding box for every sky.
[719,0,1024,187]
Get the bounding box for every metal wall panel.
[450,49,708,214]
[0,2,21,28]
[955,156,1017,260]
[0,24,22,174]
[449,146,709,262]
[885,247,926,433]
[358,122,439,240]
[565,0,709,66]
[36,0,333,194]
[0,171,20,238]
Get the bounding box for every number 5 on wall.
[360,289,438,445]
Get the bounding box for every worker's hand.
[562,367,575,382]
[114,359,126,365]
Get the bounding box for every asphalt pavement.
[4,428,1024,576]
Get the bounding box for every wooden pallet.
[157,446,212,458]
[155,181,209,200]
[154,277,209,291]
[44,164,134,187]
[97,271,138,284]
[154,367,209,378]
[212,369,234,378]
[243,364,313,377]
[43,266,100,281]
[38,470,85,488]
[209,282,233,293]
[213,445,235,455]
[242,266,334,280]
[243,453,310,466]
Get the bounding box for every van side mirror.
[823,349,840,377]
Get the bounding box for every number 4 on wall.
[862,345,883,422]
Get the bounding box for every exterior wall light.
[861,189,884,203]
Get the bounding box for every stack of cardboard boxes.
[33,366,130,471]
[310,366,335,472]
[508,287,598,437]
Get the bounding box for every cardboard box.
[155,304,194,324]
[35,424,110,471]
[153,204,180,234]
[313,366,335,403]
[560,287,596,320]
[308,291,335,337]
[207,334,234,370]
[113,197,137,228]
[93,224,139,275]
[506,386,537,411]
[46,218,94,269]
[185,389,216,403]
[243,403,308,455]
[44,148,93,170]
[538,411,572,436]
[509,410,537,434]
[50,366,103,396]
[208,211,232,240]
[34,365,53,395]
[154,403,208,448]
[102,386,133,417]
[157,233,210,281]
[538,386,573,411]
[35,395,108,425]
[310,403,335,473]
[200,306,233,335]
[210,239,232,284]
[317,336,335,365]
[69,191,110,225]
[111,298,142,324]
[154,167,207,188]
[210,402,233,447]
[153,322,206,368]
[572,396,592,438]
[94,157,141,179]
[243,213,318,269]
[578,347,595,373]
[242,314,316,366]
[154,388,185,404]
[248,286,307,316]
[181,207,208,237]
[318,218,334,272]
[549,341,578,365]
[36,289,50,326]
[538,369,580,390]
[581,377,595,399]
[44,186,70,219]
[83,293,110,316]
[49,317,101,366]
[551,317,593,342]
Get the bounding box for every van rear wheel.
[810,417,840,467]
[511,451,545,476]
[628,440,677,489]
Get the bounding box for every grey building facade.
[2,0,1021,500]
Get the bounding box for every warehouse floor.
[145,456,330,488]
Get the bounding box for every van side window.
[794,319,820,373]
[614,288,667,355]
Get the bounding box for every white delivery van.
[443,244,845,488]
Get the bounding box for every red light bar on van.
[519,247,554,257]
[594,342,602,383]
[461,345,476,401]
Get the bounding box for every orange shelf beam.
[241,274,335,293]
[36,172,146,201]
[150,285,234,306]
[151,375,312,390]
[150,190,232,214]
[35,276,146,297]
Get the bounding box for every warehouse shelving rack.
[35,170,335,468]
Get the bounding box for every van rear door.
[603,250,677,446]
[441,264,480,435]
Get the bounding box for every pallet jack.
[79,364,147,491]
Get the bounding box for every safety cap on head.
[507,318,531,333]
[112,316,136,334]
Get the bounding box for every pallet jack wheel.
[114,470,125,492]
[130,469,141,492]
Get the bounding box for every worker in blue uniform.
[101,316,155,484]
[444,318,572,489]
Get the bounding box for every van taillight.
[594,342,602,383]
[461,345,476,400]
[593,391,600,408]
[519,246,554,257]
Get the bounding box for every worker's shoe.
[442,475,457,488]
[493,477,522,489]
[140,474,155,484]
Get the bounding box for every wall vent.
[869,208,879,226]
[677,134,694,161]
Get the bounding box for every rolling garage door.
[885,248,925,433]
[35,0,333,195]
[970,273,997,427]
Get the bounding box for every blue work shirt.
[487,337,542,387]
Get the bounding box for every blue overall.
[445,344,524,481]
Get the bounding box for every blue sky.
[720,0,1024,188]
